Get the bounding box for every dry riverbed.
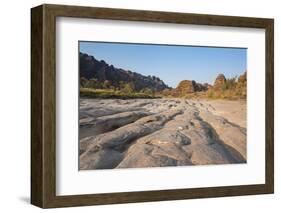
[79,98,246,170]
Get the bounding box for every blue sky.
[79,41,247,88]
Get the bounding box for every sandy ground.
[79,98,246,170]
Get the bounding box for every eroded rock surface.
[79,98,246,170]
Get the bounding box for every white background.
[57,18,265,195]
[0,0,279,212]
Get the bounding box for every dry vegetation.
[80,88,159,99]
[182,81,246,100]
[158,73,247,100]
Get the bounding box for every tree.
[121,82,135,93]
[161,88,171,96]
[141,88,153,95]
[87,78,100,89]
[103,80,111,89]
[80,77,89,88]
[222,77,237,91]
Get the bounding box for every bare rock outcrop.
[199,111,247,159]
[80,109,183,169]
[79,98,247,170]
[79,110,150,140]
[117,109,244,168]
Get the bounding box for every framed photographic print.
[31,4,274,208]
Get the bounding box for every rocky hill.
[79,52,169,92]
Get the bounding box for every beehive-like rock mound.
[214,74,226,89]
[176,80,197,93]
[238,72,247,83]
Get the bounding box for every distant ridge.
[79,52,170,92]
